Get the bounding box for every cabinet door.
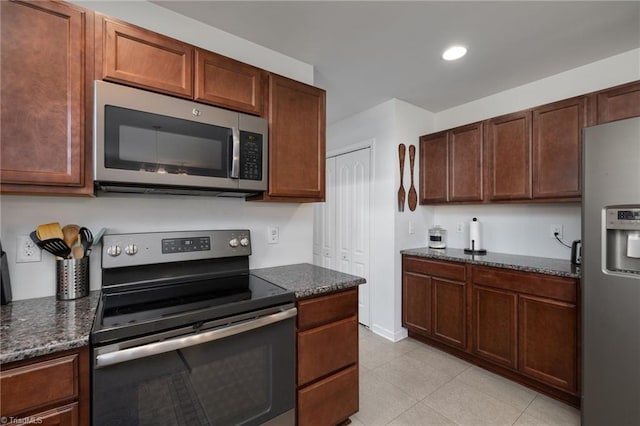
[419,133,448,204]
[473,285,518,369]
[1,0,89,191]
[597,81,640,124]
[101,17,193,98]
[195,48,264,115]
[432,278,466,349]
[37,403,79,426]
[486,112,532,200]
[267,74,326,200]
[402,272,432,335]
[449,123,484,202]
[519,295,577,393]
[297,365,358,426]
[532,97,585,199]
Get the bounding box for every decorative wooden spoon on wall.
[408,144,417,211]
[398,144,406,212]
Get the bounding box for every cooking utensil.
[398,144,406,212]
[79,227,93,255]
[36,222,64,241]
[31,231,71,259]
[62,224,80,248]
[72,245,85,260]
[408,144,417,211]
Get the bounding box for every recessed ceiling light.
[442,45,467,61]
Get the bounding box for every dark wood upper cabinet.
[194,48,265,115]
[100,16,194,98]
[419,132,448,203]
[449,122,484,202]
[1,0,93,195]
[486,111,532,201]
[260,74,326,201]
[532,97,585,199]
[596,80,640,124]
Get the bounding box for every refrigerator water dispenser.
[605,206,640,274]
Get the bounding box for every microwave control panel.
[239,131,263,181]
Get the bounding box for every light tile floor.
[353,326,581,426]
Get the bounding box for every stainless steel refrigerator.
[582,117,640,425]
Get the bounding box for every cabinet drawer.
[297,289,357,330]
[473,266,577,303]
[298,365,358,426]
[298,315,358,386]
[403,257,466,281]
[0,354,79,416]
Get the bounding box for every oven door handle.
[95,307,297,368]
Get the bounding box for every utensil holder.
[56,257,89,300]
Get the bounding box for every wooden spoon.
[72,245,84,260]
[62,224,80,248]
[398,144,406,212]
[408,144,418,211]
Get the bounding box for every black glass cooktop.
[91,274,293,345]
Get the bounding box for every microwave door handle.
[230,127,240,179]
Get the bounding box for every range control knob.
[124,244,138,256]
[229,238,239,248]
[107,245,121,257]
[240,237,250,247]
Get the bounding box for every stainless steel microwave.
[94,80,268,196]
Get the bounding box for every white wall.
[432,204,581,259]
[1,195,313,300]
[69,0,313,85]
[326,99,435,341]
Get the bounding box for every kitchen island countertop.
[401,247,580,278]
[0,291,100,364]
[251,262,366,298]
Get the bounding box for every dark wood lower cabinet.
[473,285,517,369]
[0,347,89,426]
[296,289,359,425]
[403,255,580,407]
[432,278,466,349]
[519,294,577,393]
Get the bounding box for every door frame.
[327,139,375,328]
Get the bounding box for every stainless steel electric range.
[91,230,296,426]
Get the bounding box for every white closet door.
[313,157,336,269]
[336,149,371,327]
[313,148,371,327]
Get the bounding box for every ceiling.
[153,1,640,124]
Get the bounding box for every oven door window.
[92,318,295,426]
[104,106,231,178]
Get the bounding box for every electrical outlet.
[550,224,563,239]
[17,235,41,262]
[457,223,464,233]
[268,226,279,244]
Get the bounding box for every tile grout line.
[510,393,539,425]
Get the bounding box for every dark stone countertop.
[1,291,100,364]
[401,247,580,279]
[252,263,366,298]
[0,264,364,364]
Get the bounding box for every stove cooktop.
[91,273,293,345]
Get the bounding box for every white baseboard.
[370,324,409,342]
